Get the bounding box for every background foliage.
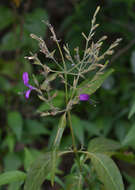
[1,0,135,189]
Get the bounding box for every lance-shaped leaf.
[0,171,26,186]
[51,113,66,185]
[50,150,57,186]
[24,153,51,190]
[53,113,66,149]
[122,123,135,148]
[128,101,135,119]
[7,111,23,140]
[88,137,121,154]
[78,68,114,95]
[88,153,124,190]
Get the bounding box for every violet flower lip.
[22,72,36,99]
[79,94,90,101]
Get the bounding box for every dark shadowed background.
[1,0,135,189]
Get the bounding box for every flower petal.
[26,84,36,90]
[25,89,31,99]
[23,72,29,85]
[79,94,90,101]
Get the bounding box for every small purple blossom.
[22,72,36,99]
[79,94,90,101]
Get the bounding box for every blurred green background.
[1,0,135,189]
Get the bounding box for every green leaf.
[82,120,100,136]
[88,137,121,154]
[24,153,51,190]
[22,8,48,51]
[128,101,135,119]
[0,6,14,30]
[78,68,114,95]
[122,123,135,147]
[50,113,66,185]
[50,150,58,186]
[23,148,44,171]
[60,135,72,149]
[8,181,24,190]
[89,153,124,190]
[48,125,58,148]
[53,113,66,149]
[38,91,65,112]
[1,8,48,51]
[4,153,21,171]
[4,152,22,171]
[25,119,50,135]
[115,121,128,142]
[1,29,21,51]
[71,115,84,144]
[3,134,15,153]
[95,116,113,136]
[0,171,26,186]
[7,111,23,140]
[24,8,48,37]
[24,148,35,172]
[65,174,83,190]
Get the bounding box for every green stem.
[67,111,82,173]
[55,41,68,104]
[55,40,81,172]
[67,111,77,153]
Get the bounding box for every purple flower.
[79,94,90,101]
[22,72,36,99]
